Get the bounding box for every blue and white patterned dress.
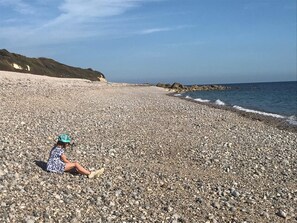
[46,146,66,174]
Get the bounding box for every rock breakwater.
[157,82,230,93]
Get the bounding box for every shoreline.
[168,92,297,133]
[0,71,296,222]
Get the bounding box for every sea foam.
[233,105,285,119]
[287,116,297,125]
[174,94,182,97]
[215,99,225,106]
[194,98,210,103]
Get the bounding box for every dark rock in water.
[0,49,106,81]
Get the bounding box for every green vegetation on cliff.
[0,49,105,81]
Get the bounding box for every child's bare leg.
[65,162,91,175]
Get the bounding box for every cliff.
[0,49,106,81]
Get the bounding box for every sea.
[176,81,297,126]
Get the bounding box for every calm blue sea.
[179,81,297,125]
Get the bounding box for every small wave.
[215,99,225,106]
[194,98,210,103]
[233,105,285,119]
[174,94,182,97]
[287,116,297,125]
[185,96,193,99]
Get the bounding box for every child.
[46,134,104,179]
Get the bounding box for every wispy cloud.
[0,0,191,47]
[138,25,193,35]
[0,0,35,14]
[44,0,161,28]
[139,27,174,35]
[60,0,141,18]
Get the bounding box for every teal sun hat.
[58,134,71,143]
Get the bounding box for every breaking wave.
[194,98,210,103]
[287,116,297,125]
[174,94,297,126]
[233,105,285,119]
[215,99,225,106]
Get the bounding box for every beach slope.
[0,71,296,222]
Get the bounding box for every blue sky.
[0,0,296,84]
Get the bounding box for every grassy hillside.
[0,49,105,81]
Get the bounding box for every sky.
[0,0,296,84]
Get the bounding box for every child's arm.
[61,154,71,163]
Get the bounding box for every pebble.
[262,212,269,218]
[230,207,237,212]
[0,170,6,177]
[231,189,240,197]
[195,197,203,204]
[212,202,220,209]
[276,210,287,218]
[25,217,35,223]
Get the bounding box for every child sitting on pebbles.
[46,134,104,179]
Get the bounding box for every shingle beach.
[0,71,296,222]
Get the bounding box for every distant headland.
[0,49,106,82]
